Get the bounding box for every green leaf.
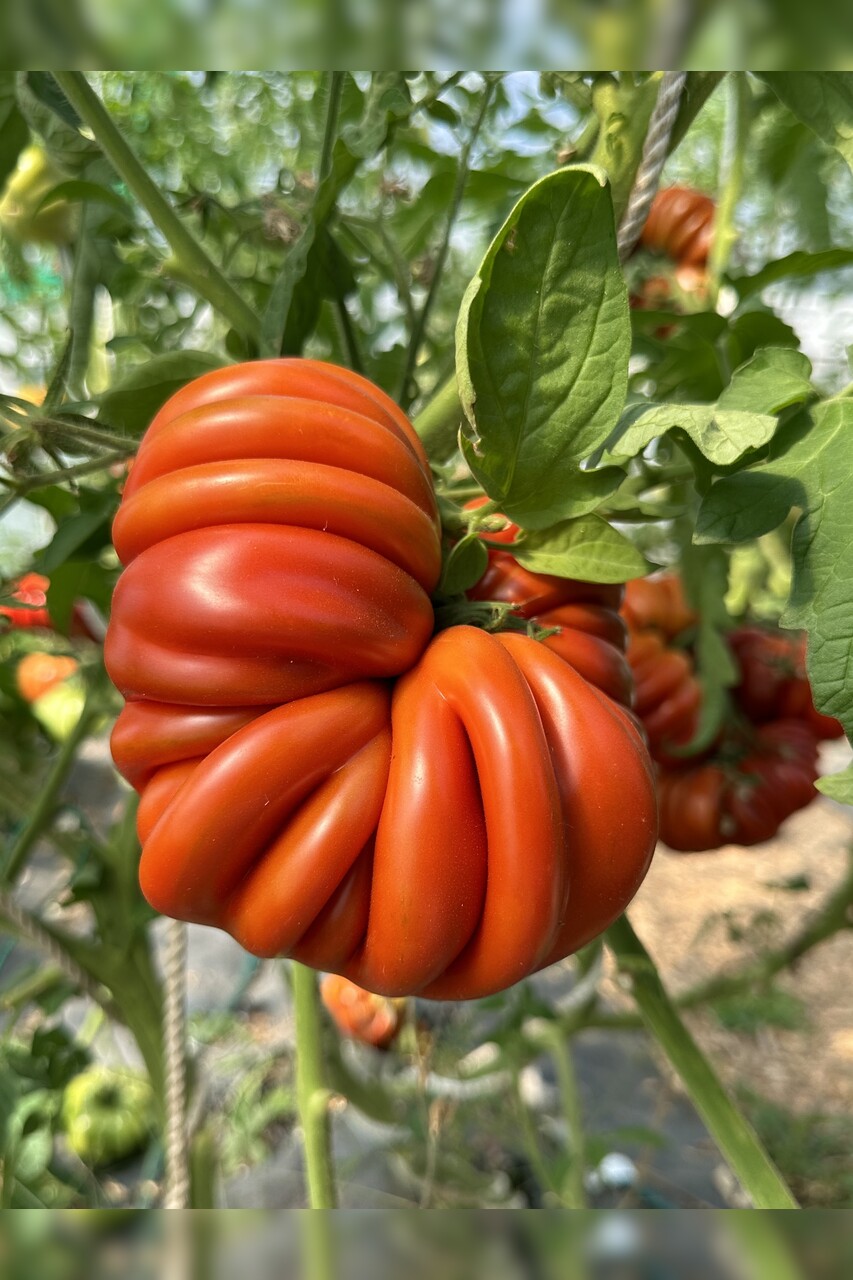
[438,535,489,597]
[609,349,813,466]
[512,514,649,583]
[816,766,853,804]
[45,559,113,632]
[696,399,853,765]
[759,73,853,172]
[681,543,739,753]
[34,179,131,217]
[35,487,114,578]
[0,74,28,190]
[97,351,225,435]
[731,248,853,298]
[456,165,630,531]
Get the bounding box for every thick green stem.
[52,73,261,345]
[292,961,337,1209]
[543,1028,587,1208]
[413,374,462,462]
[606,914,798,1209]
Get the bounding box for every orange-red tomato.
[1,573,52,630]
[320,975,404,1050]
[107,360,658,999]
[622,574,696,642]
[465,500,633,708]
[640,186,715,268]
[625,630,702,764]
[16,652,78,703]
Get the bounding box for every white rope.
[0,884,120,1016]
[161,917,190,1209]
[617,71,688,263]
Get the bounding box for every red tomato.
[108,361,659,999]
[1,573,52,630]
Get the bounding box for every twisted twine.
[617,71,688,263]
[161,917,190,1209]
[0,884,121,1018]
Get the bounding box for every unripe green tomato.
[0,146,78,246]
[62,1067,155,1167]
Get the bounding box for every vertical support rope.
[162,918,190,1209]
[616,71,688,263]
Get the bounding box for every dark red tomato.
[658,765,726,852]
[730,627,844,740]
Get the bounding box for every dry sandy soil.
[622,739,853,1118]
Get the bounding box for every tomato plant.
[2,70,853,1219]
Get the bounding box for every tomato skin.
[626,630,702,762]
[658,765,726,852]
[320,975,404,1050]
[640,187,715,268]
[730,626,844,740]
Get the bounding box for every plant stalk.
[606,913,798,1209]
[52,73,261,345]
[291,961,337,1209]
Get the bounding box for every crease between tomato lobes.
[107,359,657,999]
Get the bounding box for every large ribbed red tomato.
[729,626,843,741]
[107,360,659,998]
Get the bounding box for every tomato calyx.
[432,596,557,640]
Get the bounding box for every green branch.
[399,80,494,411]
[52,73,261,346]
[291,961,337,1209]
[606,914,798,1209]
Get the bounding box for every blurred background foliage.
[2,70,853,1214]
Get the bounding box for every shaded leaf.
[513,514,649,583]
[457,165,630,530]
[97,351,225,434]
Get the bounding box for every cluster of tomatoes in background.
[629,184,715,314]
[621,574,842,853]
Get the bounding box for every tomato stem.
[291,960,338,1210]
[52,73,262,347]
[606,913,798,1208]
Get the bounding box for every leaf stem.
[51,73,261,345]
[708,72,751,304]
[291,961,337,1209]
[399,80,494,411]
[605,913,798,1208]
